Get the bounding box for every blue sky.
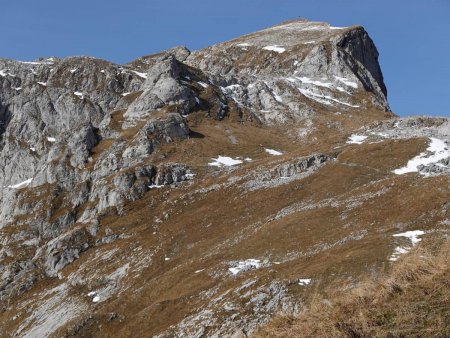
[2,0,449,117]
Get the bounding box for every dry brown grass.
[255,238,450,338]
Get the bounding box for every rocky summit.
[0,19,449,337]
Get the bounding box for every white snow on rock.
[236,43,251,47]
[74,92,84,99]
[390,230,425,261]
[0,70,8,77]
[122,92,131,96]
[298,278,312,286]
[87,291,101,303]
[262,46,286,53]
[148,184,164,189]
[273,93,283,103]
[47,137,56,142]
[335,76,358,89]
[70,68,77,74]
[286,24,347,32]
[346,134,368,144]
[222,84,241,92]
[197,81,209,88]
[132,70,147,79]
[329,26,348,30]
[265,148,283,156]
[299,88,359,108]
[8,178,33,189]
[393,138,450,176]
[262,81,283,103]
[37,82,47,86]
[229,259,261,275]
[295,76,333,89]
[19,61,41,65]
[208,156,243,167]
[336,86,350,94]
[393,230,425,245]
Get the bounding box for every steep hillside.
[256,237,450,337]
[0,19,448,337]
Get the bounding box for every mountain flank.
[0,19,448,337]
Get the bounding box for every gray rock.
[33,226,93,278]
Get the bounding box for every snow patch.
[19,60,52,65]
[296,76,333,88]
[329,26,348,30]
[262,46,286,53]
[298,278,312,286]
[265,148,283,156]
[335,76,358,88]
[197,81,209,88]
[273,93,283,103]
[390,230,425,261]
[37,82,47,86]
[8,178,33,189]
[47,137,56,142]
[87,291,100,303]
[132,70,147,79]
[229,259,261,275]
[346,135,368,145]
[74,92,84,99]
[299,88,359,108]
[209,156,243,167]
[393,138,450,176]
[393,230,425,245]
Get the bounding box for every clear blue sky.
[3,0,449,117]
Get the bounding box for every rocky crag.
[0,19,449,337]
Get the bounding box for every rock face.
[0,19,448,337]
[187,19,389,124]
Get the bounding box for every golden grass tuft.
[255,239,450,338]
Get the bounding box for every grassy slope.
[255,238,450,338]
